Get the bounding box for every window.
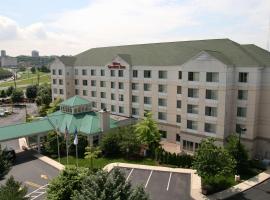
[159,130,167,138]
[111,82,115,89]
[237,107,247,117]
[59,89,63,94]
[132,95,139,103]
[183,140,193,151]
[52,69,56,75]
[188,72,199,81]
[177,86,182,94]
[144,70,151,78]
[101,103,106,110]
[110,70,115,77]
[205,106,217,117]
[158,71,167,79]
[132,108,139,115]
[238,90,248,100]
[118,82,124,90]
[158,112,167,120]
[178,71,182,79]
[188,88,199,98]
[91,91,97,97]
[176,134,180,142]
[133,70,138,78]
[111,105,115,112]
[111,93,115,100]
[82,80,88,86]
[144,83,151,91]
[59,79,63,85]
[176,115,181,123]
[91,69,96,76]
[91,80,96,86]
[92,102,97,108]
[100,81,106,87]
[58,69,62,75]
[236,124,246,134]
[100,69,105,76]
[119,94,124,101]
[75,89,79,95]
[118,70,124,77]
[53,79,57,84]
[144,97,152,105]
[176,100,181,109]
[187,120,198,130]
[239,72,248,83]
[205,123,216,133]
[75,79,79,85]
[82,69,87,76]
[53,88,57,94]
[100,92,106,98]
[132,83,139,90]
[83,90,87,96]
[187,104,199,114]
[158,84,167,93]
[206,72,219,82]
[119,106,124,113]
[74,69,78,75]
[206,89,218,100]
[158,98,167,107]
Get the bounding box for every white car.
[0,108,6,117]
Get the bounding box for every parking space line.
[166,172,172,191]
[126,168,134,182]
[25,181,42,188]
[145,170,153,188]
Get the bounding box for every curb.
[32,151,65,171]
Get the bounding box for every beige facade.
[50,40,270,158]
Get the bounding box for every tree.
[0,176,28,200]
[44,131,64,156]
[0,146,11,178]
[225,134,249,174]
[71,169,149,200]
[46,97,62,114]
[36,83,52,107]
[0,90,7,98]
[11,89,24,103]
[25,85,38,100]
[100,129,122,157]
[134,112,160,154]
[30,66,36,74]
[6,86,14,97]
[84,146,101,169]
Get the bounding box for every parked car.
[0,108,5,117]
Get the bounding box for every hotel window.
[176,134,180,142]
[237,107,247,118]
[101,103,106,110]
[176,115,181,123]
[53,88,57,94]
[188,72,199,81]
[183,140,193,151]
[132,95,139,103]
[205,106,217,117]
[118,70,124,77]
[75,79,79,85]
[238,90,248,100]
[100,81,106,87]
[144,70,151,78]
[132,83,139,90]
[144,83,151,91]
[82,69,87,76]
[187,120,198,130]
[205,123,216,133]
[158,71,167,79]
[52,69,56,75]
[132,107,139,115]
[75,89,79,95]
[158,112,167,120]
[110,70,115,77]
[111,93,115,100]
[119,106,124,113]
[91,91,97,97]
[158,84,167,93]
[177,86,182,94]
[82,80,88,86]
[119,94,124,101]
[133,70,138,78]
[53,79,57,84]
[100,69,105,76]
[236,124,246,134]
[111,82,115,89]
[59,89,63,94]
[144,97,152,105]
[187,104,199,114]
[206,89,218,100]
[59,79,63,85]
[58,69,62,75]
[111,105,115,112]
[188,88,199,98]
[159,130,167,138]
[91,69,96,76]
[178,71,182,79]
[158,98,167,107]
[206,72,219,82]
[91,80,96,86]
[100,92,106,98]
[83,90,87,96]
[92,102,97,108]
[118,82,124,90]
[239,72,248,83]
[75,69,78,75]
[176,100,181,109]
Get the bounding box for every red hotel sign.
[107,62,126,69]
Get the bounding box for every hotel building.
[50,39,270,158]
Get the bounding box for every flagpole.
[56,120,60,163]
[66,135,69,165]
[75,143,78,167]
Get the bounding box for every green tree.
[46,97,62,114]
[44,131,64,156]
[71,169,149,200]
[25,85,38,100]
[0,176,28,200]
[0,90,7,98]
[100,129,122,157]
[11,89,24,103]
[30,66,36,74]
[84,146,101,169]
[6,86,14,97]
[36,83,52,107]
[0,146,11,178]
[134,112,160,154]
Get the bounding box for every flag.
[65,125,68,139]
[74,127,78,145]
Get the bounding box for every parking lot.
[117,167,192,200]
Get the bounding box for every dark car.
[3,147,16,163]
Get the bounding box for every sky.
[0,0,270,56]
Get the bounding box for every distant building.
[0,50,17,67]
[32,50,39,57]
[1,50,6,57]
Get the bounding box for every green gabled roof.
[60,96,91,107]
[240,44,270,66]
[58,56,76,66]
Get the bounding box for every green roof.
[57,38,270,67]
[60,96,91,107]
[58,56,76,66]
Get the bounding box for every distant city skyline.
[0,0,270,56]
